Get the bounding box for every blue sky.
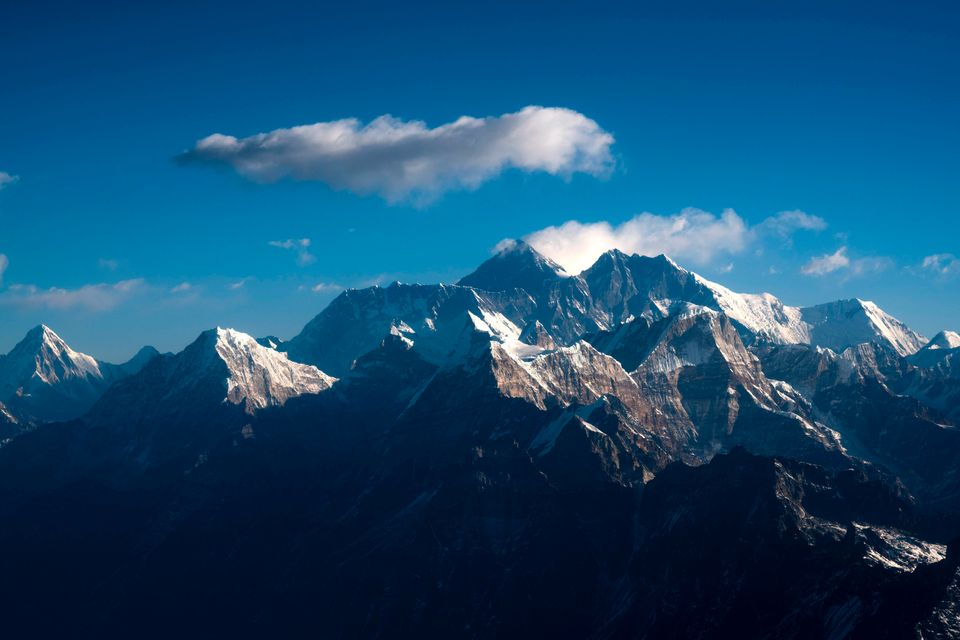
[1,0,958,361]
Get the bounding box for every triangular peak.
[458,239,569,293]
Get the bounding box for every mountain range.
[0,241,957,638]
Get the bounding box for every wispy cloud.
[308,282,342,294]
[0,254,8,285]
[800,246,891,278]
[756,210,827,238]
[229,278,249,290]
[98,258,119,271]
[919,253,960,278]
[170,282,193,293]
[0,172,18,190]
[801,247,850,276]
[269,238,316,266]
[0,279,146,311]
[180,106,615,204]
[520,208,824,274]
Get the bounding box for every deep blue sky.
[1,0,958,361]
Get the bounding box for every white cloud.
[229,278,249,290]
[920,253,960,277]
[269,238,316,266]
[519,208,828,274]
[523,208,749,274]
[0,279,146,311]
[309,282,342,294]
[800,247,891,278]
[849,256,893,276]
[757,210,827,238]
[801,247,850,276]
[0,254,8,285]
[181,106,614,203]
[0,172,18,190]
[98,258,119,271]
[170,282,192,293]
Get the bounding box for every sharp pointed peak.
[17,324,68,352]
[25,323,57,338]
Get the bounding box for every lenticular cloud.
[180,106,614,203]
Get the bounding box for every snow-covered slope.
[799,298,926,357]
[928,330,960,350]
[212,328,336,411]
[84,326,338,445]
[691,275,810,345]
[909,330,960,368]
[578,248,924,356]
[284,283,535,375]
[280,245,926,401]
[0,325,159,424]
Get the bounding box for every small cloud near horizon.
[0,279,146,312]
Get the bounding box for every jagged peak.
[587,249,686,274]
[184,326,337,412]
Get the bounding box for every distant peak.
[458,239,568,293]
[925,330,960,350]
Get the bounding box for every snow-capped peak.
[458,240,570,294]
[4,324,102,386]
[202,327,336,411]
[800,298,927,357]
[924,330,960,351]
[0,324,164,425]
